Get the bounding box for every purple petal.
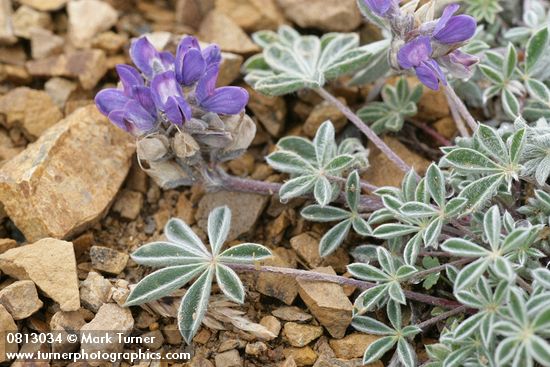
[434,4,460,35]
[116,65,144,96]
[439,50,479,79]
[159,51,175,70]
[363,0,392,16]
[434,15,477,44]
[95,89,129,116]
[151,71,184,109]
[415,60,447,91]
[164,96,192,125]
[202,45,221,67]
[200,87,249,115]
[107,110,129,132]
[397,36,432,69]
[124,100,156,133]
[180,48,206,85]
[130,37,160,78]
[196,65,219,103]
[132,86,156,116]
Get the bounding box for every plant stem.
[315,87,412,174]
[230,264,464,309]
[326,174,379,192]
[416,305,470,330]
[407,118,452,146]
[411,258,473,281]
[443,85,478,133]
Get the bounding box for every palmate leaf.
[215,264,245,303]
[165,218,210,257]
[208,206,231,256]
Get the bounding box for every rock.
[0,238,80,311]
[329,333,381,359]
[50,310,86,353]
[0,0,16,45]
[80,303,134,361]
[196,190,268,241]
[272,306,312,322]
[141,329,164,350]
[260,315,281,338]
[363,136,430,187]
[0,106,134,242]
[0,129,23,168]
[218,52,243,86]
[216,0,285,31]
[245,341,267,356]
[283,347,317,366]
[228,152,255,176]
[214,349,242,367]
[283,323,323,347]
[0,87,63,140]
[12,5,52,39]
[90,246,129,275]
[44,77,78,109]
[297,267,353,339]
[247,87,286,137]
[290,233,349,273]
[175,0,214,29]
[18,0,68,11]
[112,189,143,220]
[256,248,298,305]
[163,323,183,345]
[303,100,347,138]
[175,193,196,225]
[0,238,16,253]
[26,49,108,89]
[67,0,118,48]
[91,31,127,54]
[79,271,112,312]
[30,28,64,59]
[198,10,259,54]
[0,280,43,320]
[433,117,457,139]
[276,0,361,32]
[0,305,17,362]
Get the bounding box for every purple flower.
[363,0,394,16]
[130,37,174,79]
[397,36,447,90]
[151,71,192,126]
[195,65,249,115]
[438,50,479,79]
[433,4,476,44]
[175,36,221,86]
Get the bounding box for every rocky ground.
[0,0,455,366]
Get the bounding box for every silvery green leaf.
[503,43,517,80]
[423,218,443,247]
[396,265,417,280]
[372,223,419,239]
[401,325,421,337]
[525,27,549,74]
[400,202,438,217]
[265,44,308,77]
[458,173,504,212]
[293,36,321,75]
[346,170,360,211]
[502,89,520,118]
[526,79,550,103]
[496,337,518,366]
[267,150,315,174]
[483,206,501,251]
[476,124,508,162]
[404,233,422,266]
[501,228,533,252]
[533,307,550,332]
[277,136,317,162]
[426,164,446,207]
[491,257,514,281]
[479,64,504,84]
[347,263,390,282]
[252,30,279,48]
[318,33,358,70]
[131,241,208,267]
[350,39,391,85]
[446,265,458,284]
[382,195,404,214]
[354,284,388,314]
[445,198,468,217]
[362,336,396,365]
[483,85,501,104]
[443,346,475,367]
[218,243,272,264]
[352,217,371,236]
[443,148,500,173]
[254,75,310,96]
[352,315,395,335]
[319,219,352,257]
[215,263,245,303]
[314,121,337,167]
[509,128,526,165]
[397,339,416,367]
[279,175,317,202]
[421,256,440,290]
[532,268,550,289]
[530,335,550,366]
[242,54,271,74]
[314,175,333,206]
[208,206,231,256]
[178,266,214,344]
[388,282,406,304]
[324,155,355,174]
[454,258,489,290]
[323,46,374,80]
[125,264,207,306]
[402,169,419,202]
[387,300,401,330]
[377,246,395,274]
[301,205,351,222]
[165,218,210,257]
[441,239,488,257]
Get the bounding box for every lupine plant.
[94,0,550,365]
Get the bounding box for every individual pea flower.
[438,49,479,79]
[175,36,221,86]
[195,65,249,115]
[130,37,174,79]
[430,4,477,46]
[151,71,192,126]
[397,36,447,91]
[363,0,397,17]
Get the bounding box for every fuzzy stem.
[443,85,478,133]
[229,263,464,309]
[315,87,412,174]
[407,119,452,146]
[411,258,473,281]
[326,174,379,192]
[416,305,470,330]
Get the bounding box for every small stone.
[50,310,86,353]
[91,31,127,54]
[0,238,16,253]
[259,315,281,338]
[247,87,286,137]
[256,248,298,305]
[67,0,118,47]
[0,305,17,362]
[218,339,241,352]
[44,77,78,109]
[0,280,43,320]
[198,10,259,54]
[281,356,298,367]
[141,329,164,350]
[80,303,134,358]
[283,323,323,347]
[30,28,64,59]
[12,6,52,39]
[193,327,212,344]
[282,347,317,366]
[433,117,457,139]
[216,0,284,31]
[163,323,183,345]
[290,233,349,273]
[272,306,312,322]
[214,349,242,367]
[297,267,353,339]
[113,189,143,220]
[0,238,80,311]
[175,193,196,225]
[0,87,63,140]
[245,341,267,356]
[276,0,361,32]
[18,0,68,11]
[0,0,17,45]
[227,152,255,176]
[0,106,134,242]
[218,52,243,86]
[90,246,129,275]
[329,333,381,359]
[196,190,268,241]
[176,0,214,28]
[303,99,347,138]
[26,49,108,89]
[79,271,112,312]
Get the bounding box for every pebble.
[433,116,457,139]
[0,304,17,362]
[0,0,16,45]
[175,0,214,28]
[276,0,361,31]
[50,310,86,353]
[141,329,164,350]
[218,51,244,86]
[245,341,268,356]
[256,248,298,305]
[0,238,80,311]
[260,315,281,338]
[175,193,196,225]
[44,77,78,110]
[283,322,323,347]
[79,271,112,312]
[247,87,287,137]
[90,245,129,275]
[214,349,243,367]
[67,0,118,47]
[216,0,284,31]
[113,189,144,221]
[18,0,68,11]
[30,28,64,59]
[290,233,349,273]
[329,333,381,359]
[91,31,127,54]
[272,306,312,322]
[198,10,259,54]
[282,346,318,366]
[0,280,43,320]
[12,5,52,39]
[163,323,183,345]
[0,238,16,253]
[303,100,347,138]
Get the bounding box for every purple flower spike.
[433,4,476,44]
[130,37,172,78]
[363,0,393,16]
[398,36,447,90]
[175,37,206,86]
[151,71,192,125]
[196,66,248,115]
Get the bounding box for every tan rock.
[0,87,63,140]
[290,233,349,273]
[276,0,361,32]
[79,271,112,312]
[0,304,17,362]
[216,0,285,31]
[283,322,323,347]
[44,77,78,109]
[91,31,127,54]
[214,349,242,367]
[30,28,64,59]
[0,238,16,253]
[363,136,430,187]
[303,100,347,138]
[297,267,353,339]
[12,5,52,39]
[272,306,312,322]
[0,0,16,45]
[433,117,457,139]
[282,347,317,366]
[18,0,68,11]
[0,238,80,311]
[50,310,86,353]
[175,0,215,29]
[141,329,164,350]
[329,333,381,359]
[0,280,43,320]
[260,315,281,338]
[26,49,108,89]
[0,106,134,242]
[245,341,267,356]
[0,128,23,167]
[67,0,118,47]
[163,323,183,345]
[218,51,243,86]
[90,246,129,275]
[198,10,259,54]
[113,189,143,220]
[247,87,286,137]
[256,248,298,305]
[175,193,195,225]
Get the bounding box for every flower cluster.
[364,0,479,90]
[95,36,249,136]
